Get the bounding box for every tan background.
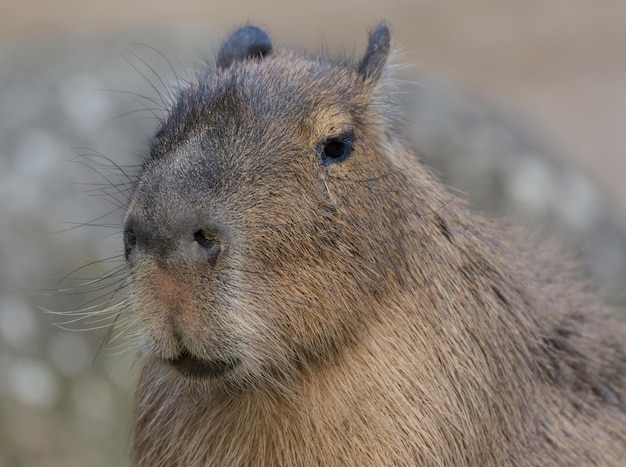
[3,0,625,209]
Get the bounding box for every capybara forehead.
[149,52,377,162]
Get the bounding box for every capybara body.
[124,24,626,466]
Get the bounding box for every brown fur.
[124,24,626,466]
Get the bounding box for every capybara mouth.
[167,349,239,379]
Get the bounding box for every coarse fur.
[124,23,626,466]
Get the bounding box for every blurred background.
[1,1,625,465]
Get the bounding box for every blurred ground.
[0,1,624,466]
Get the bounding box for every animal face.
[123,25,419,392]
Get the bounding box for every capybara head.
[123,24,432,392]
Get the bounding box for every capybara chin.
[123,23,626,466]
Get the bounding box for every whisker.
[96,88,166,110]
[124,49,174,111]
[130,43,183,90]
[55,257,125,287]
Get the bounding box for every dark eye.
[321,136,353,164]
[124,228,137,260]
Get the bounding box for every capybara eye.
[321,138,353,164]
[124,228,137,260]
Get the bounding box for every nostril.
[124,228,137,260]
[193,228,220,250]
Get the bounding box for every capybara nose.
[124,214,227,267]
[191,225,223,265]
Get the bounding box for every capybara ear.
[217,25,273,69]
[358,22,391,82]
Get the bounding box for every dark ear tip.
[359,21,391,81]
[370,22,391,51]
[227,24,271,46]
[217,24,273,69]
